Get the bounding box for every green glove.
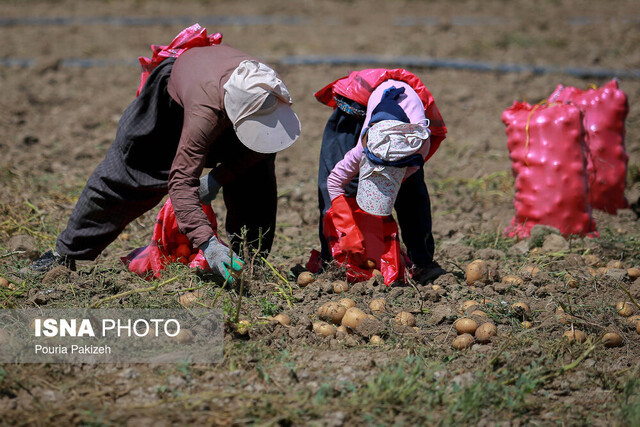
[199,236,244,282]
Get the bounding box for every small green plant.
[259,297,278,317]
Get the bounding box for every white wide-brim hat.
[224,60,301,153]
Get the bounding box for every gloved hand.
[199,235,244,283]
[330,195,366,266]
[199,173,222,205]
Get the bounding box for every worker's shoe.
[412,262,447,285]
[19,250,76,276]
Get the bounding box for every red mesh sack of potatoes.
[322,196,407,285]
[122,198,217,279]
[502,101,598,239]
[549,79,630,214]
[137,23,223,96]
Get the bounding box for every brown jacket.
[167,44,267,248]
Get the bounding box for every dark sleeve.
[168,105,221,248]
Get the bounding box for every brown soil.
[1,0,640,425]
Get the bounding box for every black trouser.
[56,58,277,260]
[317,96,435,267]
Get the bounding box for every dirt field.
[1,0,640,425]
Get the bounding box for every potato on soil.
[454,318,478,335]
[469,310,488,319]
[297,271,315,287]
[501,275,523,286]
[521,321,533,329]
[272,313,291,326]
[369,335,384,345]
[563,329,587,343]
[236,320,251,336]
[628,267,640,280]
[475,322,497,343]
[627,315,640,328]
[395,311,416,327]
[602,332,623,348]
[616,302,634,317]
[465,259,488,284]
[452,333,474,350]
[333,280,349,294]
[178,289,206,307]
[520,265,541,277]
[341,307,368,329]
[369,298,387,312]
[458,300,479,315]
[318,302,347,325]
[0,277,16,290]
[338,298,356,309]
[511,302,531,318]
[315,322,336,337]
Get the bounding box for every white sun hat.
[223,60,301,153]
[356,120,430,216]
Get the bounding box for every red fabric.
[330,195,366,263]
[314,68,447,161]
[502,101,598,239]
[136,23,223,96]
[549,79,629,214]
[121,198,218,279]
[322,196,407,286]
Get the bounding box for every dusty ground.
[1,0,640,425]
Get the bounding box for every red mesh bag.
[549,79,630,214]
[502,101,598,239]
[137,23,222,96]
[320,196,407,285]
[121,198,217,279]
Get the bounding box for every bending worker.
[24,43,301,282]
[315,69,447,284]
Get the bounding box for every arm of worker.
[168,107,220,249]
[326,144,366,265]
[326,144,364,201]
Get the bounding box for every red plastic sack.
[321,196,407,285]
[121,198,217,279]
[314,68,447,162]
[502,101,598,239]
[549,79,630,214]
[137,23,223,96]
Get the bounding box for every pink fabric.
[549,79,629,214]
[327,81,430,201]
[502,101,598,238]
[314,68,447,161]
[137,23,222,97]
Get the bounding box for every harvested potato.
[318,302,347,325]
[454,318,478,335]
[395,311,416,327]
[338,298,356,309]
[563,329,587,343]
[342,307,368,329]
[616,302,634,317]
[369,298,387,312]
[602,332,623,348]
[452,333,474,350]
[465,259,488,284]
[297,272,315,287]
[273,313,291,326]
[475,322,497,344]
[333,280,349,294]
